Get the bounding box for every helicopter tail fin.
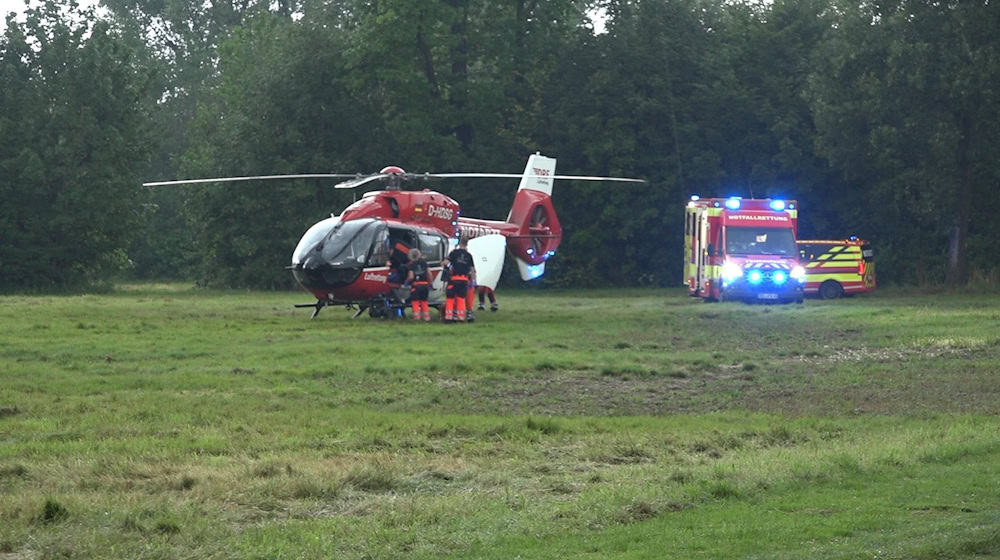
[506,153,562,280]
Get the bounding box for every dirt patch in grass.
[796,344,979,363]
[462,370,754,416]
[448,343,1000,416]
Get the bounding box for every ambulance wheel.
[819,280,843,300]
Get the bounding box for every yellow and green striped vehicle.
[797,237,876,299]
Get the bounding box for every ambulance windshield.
[725,227,797,256]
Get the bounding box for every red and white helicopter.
[145,153,642,318]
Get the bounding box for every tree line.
[2,0,998,291]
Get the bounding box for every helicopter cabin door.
[416,231,448,300]
[467,234,506,291]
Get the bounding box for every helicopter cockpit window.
[418,234,444,263]
[368,227,390,266]
[319,218,387,267]
[292,216,340,265]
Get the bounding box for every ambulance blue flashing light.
[747,270,763,284]
[690,194,700,201]
[725,198,741,210]
[773,271,787,285]
[769,199,786,211]
[848,235,858,241]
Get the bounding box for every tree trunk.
[448,0,472,150]
[946,112,973,286]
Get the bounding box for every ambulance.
[684,197,805,303]
[796,237,876,299]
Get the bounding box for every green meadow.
[1,285,998,559]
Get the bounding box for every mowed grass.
[1,284,998,559]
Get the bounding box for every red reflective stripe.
[394,243,409,252]
[412,281,429,285]
[451,275,469,281]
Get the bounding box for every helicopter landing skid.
[295,299,330,319]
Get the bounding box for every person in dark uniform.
[386,237,411,285]
[442,237,475,322]
[406,248,431,321]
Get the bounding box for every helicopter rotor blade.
[550,174,645,183]
[333,174,391,189]
[423,173,645,183]
[143,174,359,187]
[144,172,645,189]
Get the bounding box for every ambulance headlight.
[790,265,806,282]
[722,262,743,283]
[747,270,763,284]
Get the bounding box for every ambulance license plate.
[757,293,778,300]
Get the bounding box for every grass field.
[1,285,999,559]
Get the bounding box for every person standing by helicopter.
[477,286,498,312]
[406,248,431,321]
[442,237,476,322]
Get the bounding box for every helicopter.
[144,153,643,318]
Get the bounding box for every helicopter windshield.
[319,218,387,267]
[292,216,340,265]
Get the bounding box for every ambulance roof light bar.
[693,196,797,211]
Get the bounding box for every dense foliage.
[2,0,998,290]
[1,1,154,290]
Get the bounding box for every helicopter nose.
[301,254,323,271]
